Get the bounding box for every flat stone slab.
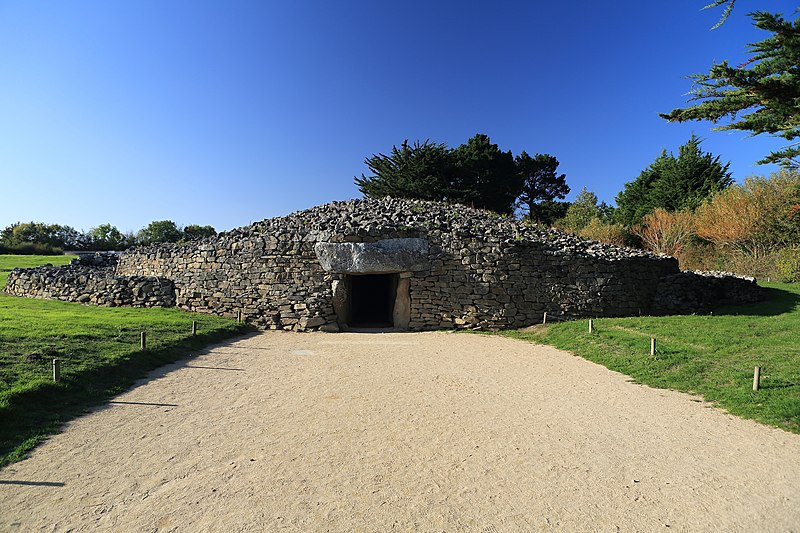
[314,238,429,273]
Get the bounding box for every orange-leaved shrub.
[694,169,800,258]
[632,208,695,257]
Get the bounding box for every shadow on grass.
[714,286,800,317]
[0,326,255,467]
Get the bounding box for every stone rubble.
[5,253,174,308]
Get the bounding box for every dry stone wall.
[653,271,764,314]
[108,198,764,331]
[5,199,764,328]
[5,263,175,308]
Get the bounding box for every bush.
[632,208,695,257]
[0,244,64,255]
[578,219,631,247]
[776,247,800,282]
[695,169,800,257]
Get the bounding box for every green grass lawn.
[0,254,248,466]
[0,254,75,288]
[503,282,800,434]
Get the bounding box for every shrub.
[0,244,64,255]
[632,208,695,257]
[578,219,630,247]
[775,247,800,283]
[695,169,800,257]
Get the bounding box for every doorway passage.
[348,273,398,328]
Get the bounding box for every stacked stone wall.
[5,265,175,308]
[6,198,766,329]
[653,271,764,314]
[113,198,707,331]
[70,251,121,269]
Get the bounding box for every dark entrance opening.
[348,273,397,328]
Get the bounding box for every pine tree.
[450,134,522,214]
[615,136,732,227]
[355,140,453,201]
[515,152,570,221]
[662,10,800,167]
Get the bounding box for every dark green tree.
[615,136,733,227]
[662,10,800,167]
[355,134,531,214]
[183,224,217,241]
[515,152,570,221]
[355,140,454,201]
[137,220,182,245]
[450,134,522,214]
[530,200,571,226]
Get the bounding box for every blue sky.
[0,1,795,233]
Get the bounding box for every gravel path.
[2,331,799,531]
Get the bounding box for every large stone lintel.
[314,238,429,274]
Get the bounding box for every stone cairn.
[5,198,765,329]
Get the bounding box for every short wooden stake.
[191,320,197,336]
[237,310,242,323]
[141,331,147,352]
[753,366,761,391]
[52,358,61,382]
[542,311,547,325]
[588,319,594,334]
[650,337,656,356]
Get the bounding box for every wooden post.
[52,358,60,382]
[650,337,656,356]
[542,312,547,325]
[588,319,594,334]
[237,310,242,323]
[753,366,761,391]
[191,321,197,336]
[141,331,147,352]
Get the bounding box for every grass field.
[504,282,800,434]
[0,254,247,466]
[0,254,74,288]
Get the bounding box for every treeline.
[358,134,800,281]
[0,220,217,255]
[553,140,799,281]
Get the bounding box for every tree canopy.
[0,222,83,250]
[354,140,453,202]
[355,134,568,216]
[137,220,183,245]
[515,152,570,222]
[615,136,733,227]
[0,219,217,253]
[557,187,600,233]
[87,223,132,250]
[449,134,521,214]
[183,224,217,241]
[662,10,800,167]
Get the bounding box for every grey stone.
[5,197,765,332]
[314,238,430,273]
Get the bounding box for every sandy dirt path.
[1,331,799,532]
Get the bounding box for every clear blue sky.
[0,0,795,233]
